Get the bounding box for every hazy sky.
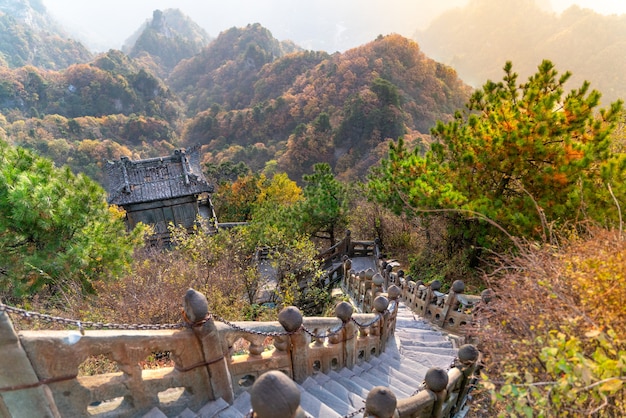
[42,0,626,53]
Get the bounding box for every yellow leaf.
[599,378,624,393]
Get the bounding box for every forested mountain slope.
[0,0,92,69]
[173,31,471,180]
[123,9,212,78]
[0,16,471,184]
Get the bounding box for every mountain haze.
[0,0,92,69]
[415,0,626,104]
[123,9,212,77]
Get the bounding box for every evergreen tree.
[0,140,144,301]
[369,60,624,248]
[299,163,348,244]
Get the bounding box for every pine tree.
[369,60,624,246]
[0,140,144,301]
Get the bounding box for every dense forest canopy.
[0,18,472,184]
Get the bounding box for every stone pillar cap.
[365,386,397,418]
[250,371,301,418]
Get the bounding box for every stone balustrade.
[0,235,485,418]
[0,288,399,418]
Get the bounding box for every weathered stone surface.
[451,280,465,294]
[0,312,60,418]
[365,386,397,418]
[250,371,300,418]
[335,301,353,322]
[278,307,303,332]
[425,367,449,392]
[183,288,208,324]
[373,295,389,313]
[458,344,480,364]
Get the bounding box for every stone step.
[398,338,454,349]
[175,408,197,418]
[192,397,230,417]
[179,301,458,418]
[360,366,416,397]
[231,391,252,416]
[317,377,366,409]
[380,349,433,373]
[301,378,356,416]
[396,328,449,340]
[342,363,414,398]
[214,406,245,418]
[400,349,456,370]
[299,389,343,418]
[325,370,371,399]
[371,359,425,389]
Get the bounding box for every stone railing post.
[364,386,398,418]
[437,280,465,329]
[278,306,307,383]
[386,285,401,337]
[452,344,480,415]
[249,370,306,418]
[373,295,390,352]
[344,230,352,257]
[424,367,449,418]
[184,289,234,404]
[0,306,60,418]
[342,255,352,287]
[335,301,357,370]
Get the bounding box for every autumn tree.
[369,60,624,256]
[0,140,145,302]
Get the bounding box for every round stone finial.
[250,371,301,418]
[373,295,389,313]
[481,288,495,303]
[372,273,384,286]
[183,288,208,324]
[335,301,353,322]
[430,280,442,292]
[278,306,303,332]
[458,344,479,364]
[387,285,401,300]
[425,367,449,392]
[365,268,375,280]
[365,386,397,418]
[451,280,465,293]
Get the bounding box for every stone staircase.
[142,302,458,418]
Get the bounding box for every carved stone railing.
[0,289,398,418]
[377,261,493,337]
[1,235,484,418]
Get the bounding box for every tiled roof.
[105,147,213,206]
